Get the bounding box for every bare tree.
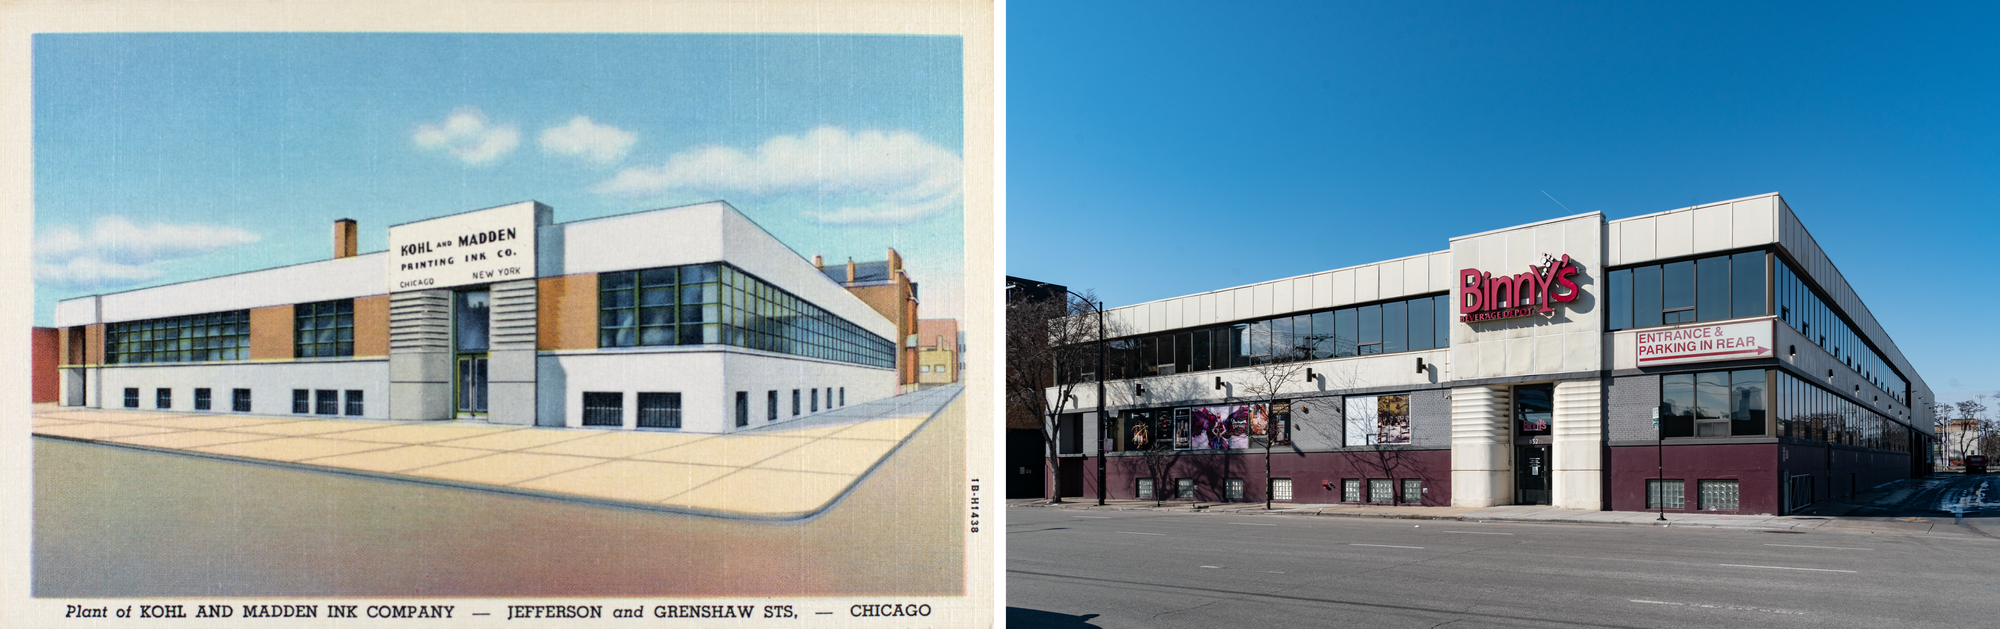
[1950,397,1988,468]
[1004,288,1108,503]
[1228,343,1313,509]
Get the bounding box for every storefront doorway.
[1513,384,1554,505]
[454,289,490,418]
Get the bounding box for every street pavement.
[32,385,957,519]
[34,388,966,597]
[1009,476,2000,628]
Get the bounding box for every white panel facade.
[538,349,895,433]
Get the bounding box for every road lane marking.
[1229,522,1275,526]
[1629,600,1808,616]
[1199,565,1220,569]
[1261,571,1286,574]
[1762,543,1871,551]
[1442,531,1513,535]
[1718,564,1855,573]
[1351,544,1423,549]
[1073,516,1110,519]
[1116,531,1165,536]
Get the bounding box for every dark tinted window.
[1633,265,1662,328]
[1731,252,1766,318]
[1661,374,1694,438]
[1382,300,1407,354]
[1357,304,1382,354]
[1662,261,1695,323]
[1608,268,1632,331]
[1697,255,1730,322]
[1407,296,1432,351]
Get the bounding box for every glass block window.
[1369,479,1394,504]
[597,263,895,368]
[1700,479,1740,511]
[1648,479,1685,510]
[294,299,355,358]
[315,390,338,415]
[156,388,172,410]
[345,390,364,416]
[582,392,623,427]
[1225,478,1245,500]
[1176,478,1194,499]
[1402,479,1423,504]
[194,388,212,411]
[637,392,682,429]
[1136,478,1155,499]
[1270,478,1293,501]
[1343,479,1361,503]
[106,310,250,364]
[232,388,251,413]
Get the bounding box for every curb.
[1015,501,1806,531]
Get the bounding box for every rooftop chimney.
[333,219,358,259]
[846,258,856,283]
[813,255,824,270]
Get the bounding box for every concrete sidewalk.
[1011,494,1997,538]
[34,385,960,520]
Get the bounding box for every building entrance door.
[1516,445,1551,505]
[454,289,490,419]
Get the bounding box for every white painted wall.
[1066,348,1449,412]
[537,347,896,433]
[92,360,389,419]
[57,254,388,327]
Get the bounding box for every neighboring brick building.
[916,318,960,384]
[818,251,921,390]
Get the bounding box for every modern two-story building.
[53,201,902,434]
[1045,193,1932,515]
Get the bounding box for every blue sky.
[1007,2,2000,407]
[34,32,965,323]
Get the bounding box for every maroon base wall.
[1077,449,1453,506]
[1609,443,1912,515]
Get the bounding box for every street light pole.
[1060,290,1107,507]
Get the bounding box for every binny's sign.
[1634,318,1774,367]
[1458,253,1582,323]
[386,203,541,292]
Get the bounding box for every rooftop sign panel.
[386,203,539,292]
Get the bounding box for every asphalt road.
[33,397,964,597]
[1008,503,2000,628]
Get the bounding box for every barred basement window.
[156,388,172,410]
[194,388,212,411]
[294,299,355,358]
[839,387,845,407]
[767,390,779,422]
[1648,479,1685,509]
[792,389,801,416]
[1176,478,1194,499]
[1136,478,1155,499]
[315,390,338,415]
[637,392,682,429]
[811,388,819,413]
[1401,479,1423,504]
[582,392,623,427]
[1270,478,1293,501]
[345,390,364,416]
[1369,479,1394,504]
[1700,479,1740,511]
[232,389,251,413]
[123,388,139,409]
[1343,479,1360,503]
[292,389,309,414]
[1225,478,1245,500]
[735,392,749,427]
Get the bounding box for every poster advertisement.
[1267,401,1292,446]
[1125,411,1152,451]
[1172,408,1192,450]
[1225,405,1253,449]
[1190,407,1221,450]
[1376,394,1411,444]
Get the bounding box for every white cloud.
[539,116,636,164]
[596,126,962,224]
[35,216,261,289]
[413,108,520,165]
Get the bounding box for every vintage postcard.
[1,1,995,626]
